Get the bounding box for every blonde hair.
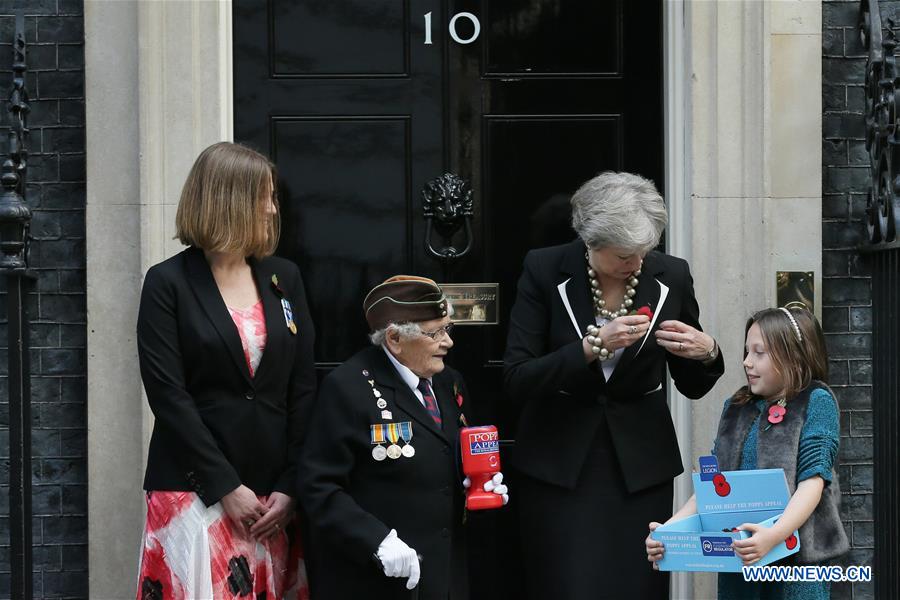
[733,306,829,405]
[175,142,280,258]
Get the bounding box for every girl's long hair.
[732,306,829,405]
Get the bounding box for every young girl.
[645,306,849,599]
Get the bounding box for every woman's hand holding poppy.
[583,315,651,361]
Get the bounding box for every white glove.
[376,529,420,589]
[463,472,509,505]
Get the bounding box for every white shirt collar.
[382,345,431,393]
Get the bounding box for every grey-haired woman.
[503,171,724,599]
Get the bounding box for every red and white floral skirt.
[137,491,309,600]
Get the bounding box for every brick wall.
[0,1,86,598]
[823,1,877,599]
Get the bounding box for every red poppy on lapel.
[453,382,463,407]
[767,404,786,424]
[637,305,654,320]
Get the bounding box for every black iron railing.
[1,10,34,600]
[859,1,900,598]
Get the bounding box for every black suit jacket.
[137,246,316,506]
[503,239,724,493]
[298,345,468,600]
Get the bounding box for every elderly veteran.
[299,275,506,599]
[503,171,724,599]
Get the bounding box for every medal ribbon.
[386,422,400,445]
[399,421,413,444]
[370,424,385,445]
[282,298,295,327]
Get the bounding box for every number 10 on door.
[424,12,481,45]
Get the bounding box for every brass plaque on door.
[776,271,814,311]
[439,283,499,325]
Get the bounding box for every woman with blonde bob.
[135,142,314,599]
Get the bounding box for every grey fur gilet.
[714,382,849,564]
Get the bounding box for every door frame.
[663,1,692,597]
[85,2,235,597]
[84,2,685,596]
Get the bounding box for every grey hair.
[367,301,455,346]
[369,321,423,346]
[570,171,668,253]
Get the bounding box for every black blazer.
[503,239,724,493]
[298,345,468,600]
[137,246,316,506]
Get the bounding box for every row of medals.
[366,374,415,461]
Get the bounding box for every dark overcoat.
[299,345,469,600]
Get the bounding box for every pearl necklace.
[585,252,641,319]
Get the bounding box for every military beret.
[363,275,449,331]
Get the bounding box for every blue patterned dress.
[713,388,839,600]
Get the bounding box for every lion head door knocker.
[422,173,474,260]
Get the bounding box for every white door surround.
[84,3,821,598]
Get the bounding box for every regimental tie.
[417,378,442,425]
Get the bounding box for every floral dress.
[137,301,309,599]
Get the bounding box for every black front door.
[234,1,662,596]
